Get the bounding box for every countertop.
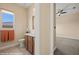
[24,33,35,37]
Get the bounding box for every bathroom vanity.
[24,33,34,55]
[1,30,14,42]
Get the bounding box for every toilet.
[18,39,25,48]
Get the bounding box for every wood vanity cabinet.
[24,35,34,55]
[1,30,14,42]
[25,35,28,50]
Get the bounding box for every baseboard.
[49,47,56,55]
[57,34,79,40]
[54,47,56,52]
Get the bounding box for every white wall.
[56,12,79,39]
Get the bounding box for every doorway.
[55,3,79,55]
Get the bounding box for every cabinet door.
[32,37,34,54]
[1,30,8,42]
[25,35,28,50]
[8,30,14,41]
[28,36,33,54]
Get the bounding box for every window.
[1,10,14,28]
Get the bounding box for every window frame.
[0,8,15,30]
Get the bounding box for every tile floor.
[0,46,31,55]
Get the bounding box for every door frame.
[34,3,56,55]
[49,3,56,55]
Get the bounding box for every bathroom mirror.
[32,16,34,30]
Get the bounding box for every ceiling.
[56,3,79,16]
[16,3,32,8]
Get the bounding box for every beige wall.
[56,12,79,39]
[0,3,28,40]
[40,3,50,54]
[27,4,34,34]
